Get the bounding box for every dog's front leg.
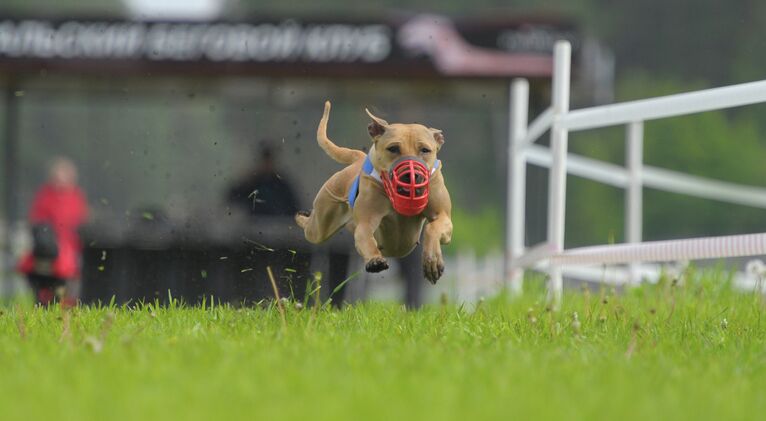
[422,211,453,284]
[354,215,389,273]
[353,182,392,273]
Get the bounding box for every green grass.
[1,270,765,420]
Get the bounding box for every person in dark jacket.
[227,142,299,217]
[17,157,89,306]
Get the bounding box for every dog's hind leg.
[298,160,362,244]
[296,187,351,244]
[295,210,312,229]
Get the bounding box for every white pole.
[626,121,644,285]
[507,79,529,296]
[546,41,572,308]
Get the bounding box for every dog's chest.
[374,213,426,256]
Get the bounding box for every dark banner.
[0,15,578,78]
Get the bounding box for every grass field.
[1,270,765,420]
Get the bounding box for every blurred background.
[2,0,766,306]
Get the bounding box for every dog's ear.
[366,108,389,139]
[429,128,444,146]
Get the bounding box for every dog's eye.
[386,145,400,154]
[420,148,431,154]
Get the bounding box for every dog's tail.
[317,101,366,165]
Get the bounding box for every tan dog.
[295,101,453,283]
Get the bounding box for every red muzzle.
[381,157,431,216]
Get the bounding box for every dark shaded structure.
[80,213,352,305]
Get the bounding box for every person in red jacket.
[17,157,89,306]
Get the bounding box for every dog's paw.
[365,257,389,273]
[422,253,445,284]
[295,210,311,227]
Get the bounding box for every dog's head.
[365,109,444,216]
[365,108,444,174]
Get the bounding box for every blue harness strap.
[348,156,374,208]
[348,155,441,208]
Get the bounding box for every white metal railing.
[525,144,766,208]
[506,40,766,306]
[519,107,553,148]
[455,252,763,303]
[561,80,766,131]
[551,232,766,266]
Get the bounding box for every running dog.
[295,101,452,283]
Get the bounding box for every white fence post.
[626,121,644,285]
[546,41,572,308]
[507,79,529,296]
